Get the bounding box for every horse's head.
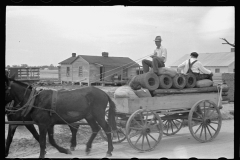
[5,74,34,115]
[5,74,13,104]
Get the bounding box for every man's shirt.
[178,57,212,75]
[154,46,167,63]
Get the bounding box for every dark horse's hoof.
[70,147,75,151]
[105,153,112,157]
[85,148,91,155]
[66,149,72,154]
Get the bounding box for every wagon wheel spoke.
[129,130,142,138]
[145,111,149,126]
[172,120,179,130]
[207,123,217,132]
[204,125,207,141]
[118,128,126,137]
[206,125,213,138]
[167,122,169,133]
[132,118,143,127]
[174,119,182,123]
[194,111,203,118]
[194,123,203,134]
[139,113,145,125]
[147,133,157,142]
[146,134,151,148]
[199,124,204,138]
[170,121,174,133]
[141,134,145,150]
[134,133,143,145]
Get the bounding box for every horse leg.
[68,123,80,151]
[84,117,101,155]
[5,124,18,157]
[25,124,40,142]
[47,125,72,154]
[38,125,48,158]
[96,117,114,157]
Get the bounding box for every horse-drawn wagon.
[5,70,225,157]
[99,83,224,152]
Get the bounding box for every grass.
[40,70,58,79]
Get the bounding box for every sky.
[5,6,235,67]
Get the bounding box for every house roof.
[170,52,235,67]
[59,55,140,68]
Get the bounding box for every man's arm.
[177,60,186,73]
[197,61,212,74]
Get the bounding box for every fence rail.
[5,121,88,125]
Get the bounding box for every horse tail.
[107,95,117,131]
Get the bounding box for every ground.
[5,85,234,158]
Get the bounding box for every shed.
[58,52,140,85]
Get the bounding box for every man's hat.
[154,36,162,42]
[190,52,198,58]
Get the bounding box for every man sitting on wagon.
[142,36,167,75]
[177,52,213,81]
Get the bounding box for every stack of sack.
[114,85,152,98]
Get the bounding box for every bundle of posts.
[129,67,229,98]
[153,85,229,97]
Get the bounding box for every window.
[79,66,83,77]
[66,67,70,77]
[215,68,220,73]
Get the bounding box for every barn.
[58,52,140,86]
[170,50,235,74]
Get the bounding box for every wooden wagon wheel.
[99,109,127,143]
[125,109,163,152]
[188,100,222,142]
[162,118,184,136]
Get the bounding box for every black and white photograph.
[5,6,235,158]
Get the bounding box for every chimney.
[72,53,76,57]
[231,48,235,52]
[102,52,109,57]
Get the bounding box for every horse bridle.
[5,80,33,114]
[5,80,13,97]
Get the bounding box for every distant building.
[170,51,235,74]
[58,52,140,85]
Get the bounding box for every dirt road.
[22,119,234,159]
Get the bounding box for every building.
[170,51,235,74]
[58,52,140,85]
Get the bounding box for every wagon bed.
[100,84,224,152]
[112,92,220,114]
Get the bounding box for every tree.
[220,38,235,47]
[49,64,55,70]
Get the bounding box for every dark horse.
[5,73,80,157]
[5,100,80,157]
[5,75,117,158]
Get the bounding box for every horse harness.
[21,88,58,117]
[6,81,58,117]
